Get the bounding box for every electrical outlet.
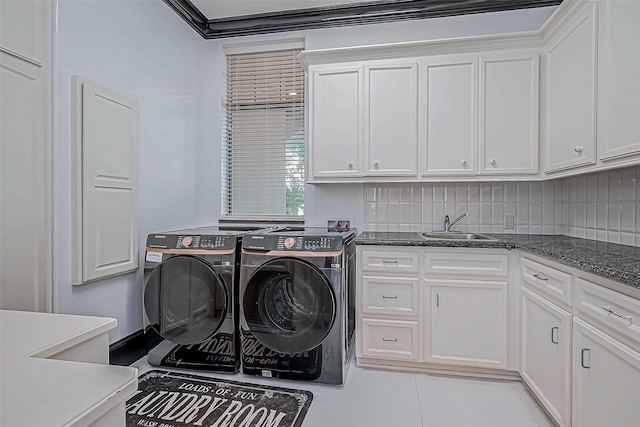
[504,215,515,230]
[328,220,350,232]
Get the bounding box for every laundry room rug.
[126,370,313,427]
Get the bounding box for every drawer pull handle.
[533,274,548,282]
[382,260,398,264]
[436,293,439,307]
[602,306,632,321]
[382,337,398,342]
[581,348,590,369]
[551,326,559,344]
[382,295,397,299]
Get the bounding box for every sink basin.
[420,232,496,241]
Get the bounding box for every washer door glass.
[243,257,336,354]
[144,255,227,345]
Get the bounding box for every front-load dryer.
[143,226,249,373]
[239,227,356,385]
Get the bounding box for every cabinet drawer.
[521,258,573,307]
[361,250,419,273]
[361,276,419,317]
[575,278,640,347]
[360,318,420,361]
[424,252,507,278]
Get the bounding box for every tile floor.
[130,357,554,427]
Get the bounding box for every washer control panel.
[244,234,342,251]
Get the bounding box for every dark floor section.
[110,330,146,366]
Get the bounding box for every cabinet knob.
[348,162,353,169]
[461,160,467,166]
[373,161,379,168]
[490,159,497,165]
[574,146,583,153]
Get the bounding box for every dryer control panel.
[146,234,237,250]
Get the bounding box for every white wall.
[204,6,557,233]
[52,0,215,342]
[51,2,556,342]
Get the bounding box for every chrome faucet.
[444,212,469,232]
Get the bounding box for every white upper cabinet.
[543,1,597,173]
[597,0,640,162]
[364,62,418,176]
[479,50,539,175]
[421,55,478,176]
[0,0,47,65]
[308,66,363,179]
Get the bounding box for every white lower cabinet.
[521,286,572,427]
[360,318,420,361]
[357,246,510,372]
[572,317,640,427]
[427,280,507,369]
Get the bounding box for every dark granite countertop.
[356,232,640,290]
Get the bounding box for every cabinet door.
[421,55,477,176]
[544,2,597,173]
[0,0,47,65]
[598,0,640,161]
[309,66,362,179]
[480,50,539,175]
[427,280,507,368]
[364,63,418,176]
[0,53,50,312]
[521,287,572,427]
[573,318,640,427]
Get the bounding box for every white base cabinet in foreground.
[520,255,640,427]
[521,286,572,427]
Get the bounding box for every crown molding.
[164,0,563,40]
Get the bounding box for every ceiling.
[163,0,563,39]
[191,0,370,20]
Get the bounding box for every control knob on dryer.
[182,236,193,247]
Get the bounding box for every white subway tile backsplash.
[597,173,608,200]
[389,187,401,203]
[586,202,596,229]
[608,202,620,231]
[568,177,577,202]
[492,182,505,202]
[468,183,480,203]
[517,203,529,225]
[517,182,530,202]
[456,183,469,202]
[530,203,542,226]
[543,181,555,202]
[543,203,555,226]
[530,182,542,202]
[621,168,636,201]
[480,203,492,225]
[505,182,517,202]
[363,165,640,246]
[401,187,412,203]
[596,202,608,230]
[621,201,635,232]
[608,171,621,202]
[480,182,492,203]
[586,175,597,202]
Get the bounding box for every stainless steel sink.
[419,232,496,241]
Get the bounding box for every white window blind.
[222,43,305,217]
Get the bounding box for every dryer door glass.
[243,257,336,354]
[144,255,228,345]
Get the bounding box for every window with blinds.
[221,42,305,217]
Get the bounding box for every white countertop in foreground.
[1,310,138,426]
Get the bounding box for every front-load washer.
[239,227,356,385]
[143,226,251,373]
